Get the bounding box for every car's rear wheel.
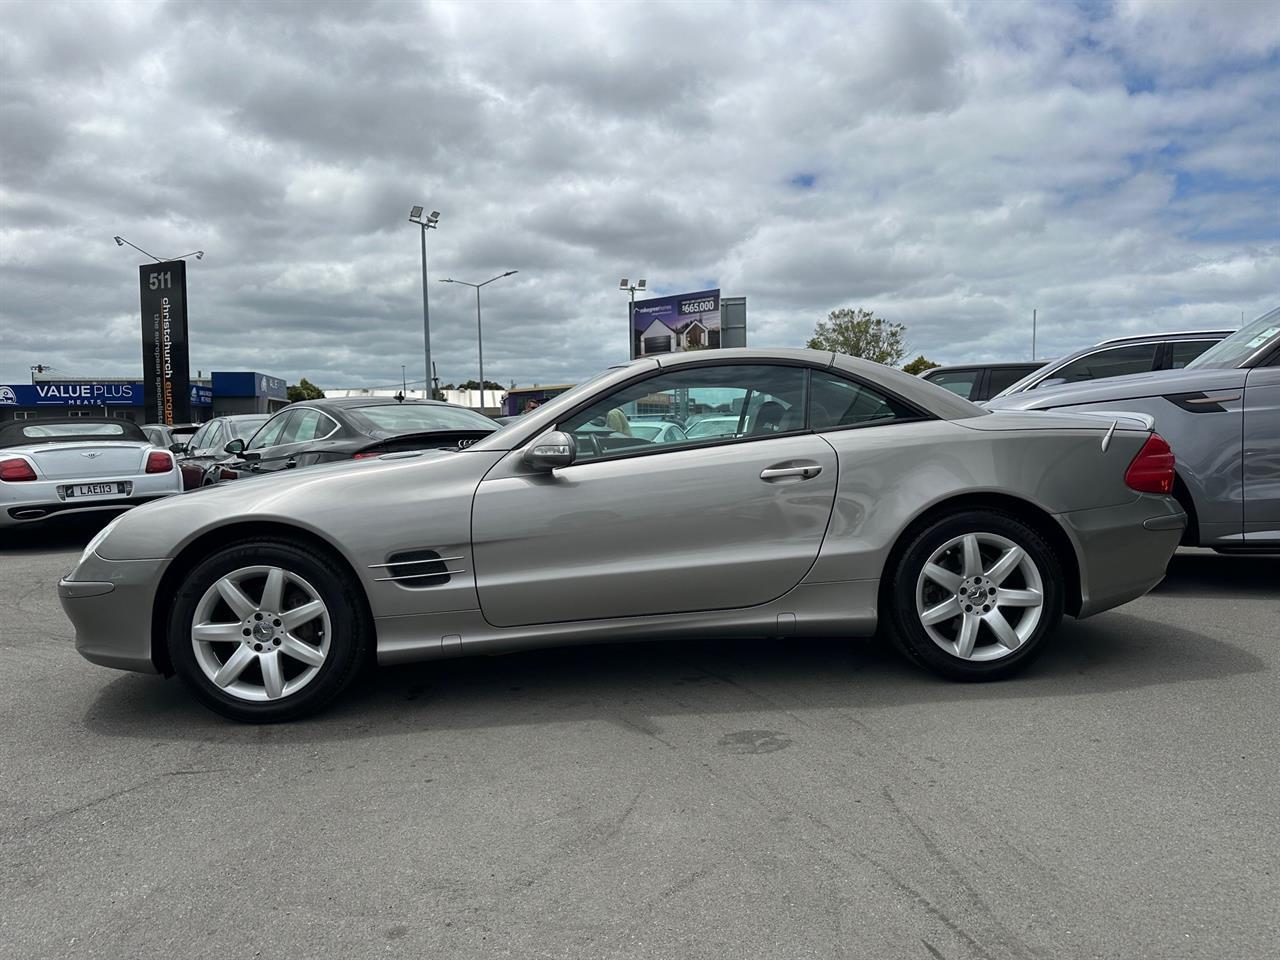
[167,540,367,722]
[887,510,1063,680]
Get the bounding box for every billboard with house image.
[630,289,721,360]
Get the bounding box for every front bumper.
[58,551,169,674]
[1058,494,1185,618]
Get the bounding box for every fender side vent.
[369,550,464,588]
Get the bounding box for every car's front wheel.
[167,540,368,722]
[887,510,1064,680]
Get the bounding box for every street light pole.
[619,278,647,359]
[440,270,519,413]
[408,207,440,399]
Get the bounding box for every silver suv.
[991,329,1231,399]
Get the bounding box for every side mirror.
[169,442,187,455]
[224,438,246,455]
[523,431,576,472]
[1037,377,1067,389]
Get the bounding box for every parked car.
[1,419,182,528]
[142,422,202,451]
[992,329,1231,398]
[629,420,689,444]
[684,416,745,439]
[920,363,1046,402]
[59,348,1185,721]
[988,307,1279,552]
[215,398,499,481]
[174,414,270,489]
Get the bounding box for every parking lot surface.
[1,517,1277,960]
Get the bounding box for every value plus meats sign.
[138,260,192,425]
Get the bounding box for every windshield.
[1186,308,1280,369]
[231,417,269,440]
[348,403,496,434]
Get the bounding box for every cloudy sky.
[1,0,1277,391]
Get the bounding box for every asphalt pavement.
[1,516,1277,960]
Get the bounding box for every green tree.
[286,378,325,403]
[807,308,906,366]
[902,355,940,375]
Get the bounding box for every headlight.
[78,514,126,568]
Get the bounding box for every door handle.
[760,465,822,482]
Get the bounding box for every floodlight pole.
[421,224,432,398]
[1032,308,1037,361]
[409,208,440,399]
[620,279,646,359]
[113,236,203,263]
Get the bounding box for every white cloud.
[0,0,1276,390]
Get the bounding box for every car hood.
[94,446,500,561]
[985,366,1246,411]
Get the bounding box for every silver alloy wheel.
[191,565,332,702]
[914,532,1045,662]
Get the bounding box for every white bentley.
[0,419,183,529]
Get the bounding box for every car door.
[1243,358,1280,540]
[253,407,337,473]
[471,362,838,627]
[240,409,295,472]
[177,421,214,489]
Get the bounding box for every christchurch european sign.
[139,260,193,424]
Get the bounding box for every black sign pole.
[138,260,192,425]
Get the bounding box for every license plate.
[66,483,126,500]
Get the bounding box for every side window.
[560,364,807,461]
[985,366,1041,397]
[1169,340,1218,369]
[810,371,919,430]
[923,369,980,400]
[248,411,292,450]
[186,423,211,452]
[205,423,227,452]
[1051,343,1157,385]
[279,408,334,444]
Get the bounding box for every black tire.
[886,509,1064,681]
[167,538,369,722]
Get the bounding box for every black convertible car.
[216,398,499,481]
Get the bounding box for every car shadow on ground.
[82,552,1272,743]
[1151,549,1280,600]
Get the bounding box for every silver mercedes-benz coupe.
[59,349,1186,722]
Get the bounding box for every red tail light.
[352,452,378,459]
[0,458,37,482]
[145,451,174,474]
[1125,433,1175,494]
